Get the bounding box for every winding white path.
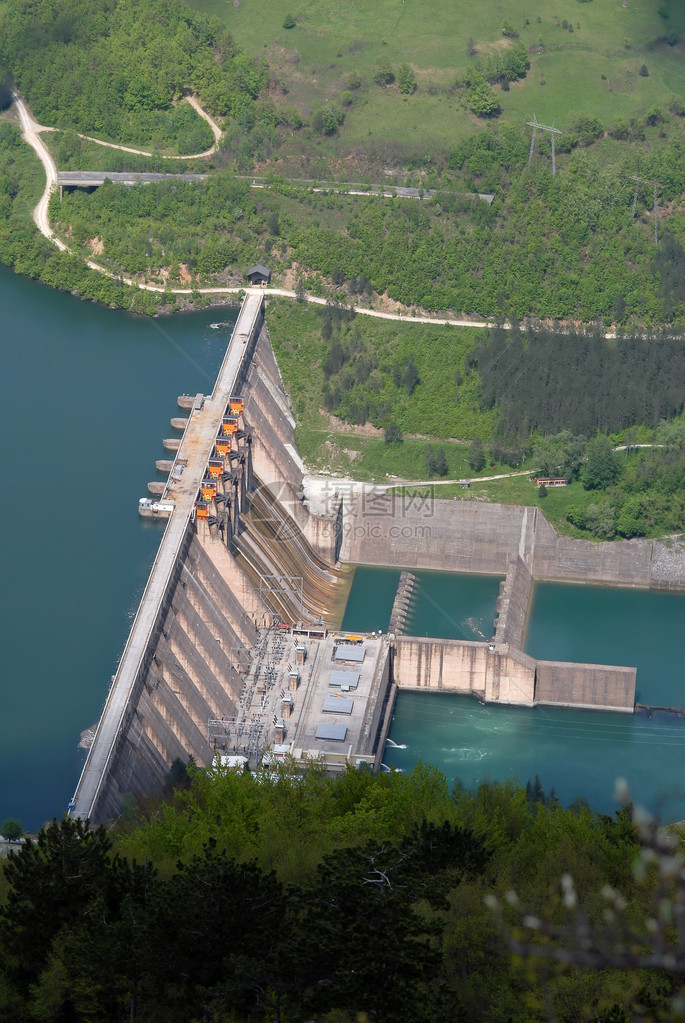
[75,93,223,159]
[12,91,65,249]
[7,90,497,328]
[11,91,654,338]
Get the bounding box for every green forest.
[0,0,684,326]
[2,761,683,1022]
[0,0,266,150]
[45,136,685,323]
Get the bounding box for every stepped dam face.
[73,301,685,824]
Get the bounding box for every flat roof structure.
[322,696,354,714]
[290,633,389,766]
[329,670,359,689]
[334,644,365,663]
[316,723,348,742]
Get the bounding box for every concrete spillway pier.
[388,572,417,636]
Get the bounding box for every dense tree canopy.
[476,322,685,438]
[0,0,267,148]
[2,762,682,1021]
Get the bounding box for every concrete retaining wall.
[392,637,536,705]
[535,660,636,712]
[245,325,341,567]
[341,494,685,592]
[358,645,393,769]
[341,496,529,575]
[392,636,635,711]
[494,556,533,647]
[87,529,263,819]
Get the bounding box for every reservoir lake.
[0,266,235,831]
[4,263,685,827]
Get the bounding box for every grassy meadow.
[188,0,685,170]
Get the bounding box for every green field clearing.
[265,299,496,441]
[393,474,604,537]
[292,427,525,482]
[188,0,685,168]
[40,134,211,174]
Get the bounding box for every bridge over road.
[57,170,208,197]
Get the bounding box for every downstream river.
[0,266,235,831]
[345,568,685,818]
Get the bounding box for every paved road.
[248,177,495,205]
[57,171,208,186]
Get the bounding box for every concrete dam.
[72,297,685,823]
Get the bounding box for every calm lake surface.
[525,581,685,708]
[340,566,501,641]
[0,266,235,830]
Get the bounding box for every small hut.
[246,263,271,286]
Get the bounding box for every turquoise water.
[0,266,236,830]
[525,581,685,707]
[385,693,685,819]
[341,566,501,641]
[337,568,685,819]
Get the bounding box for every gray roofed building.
[328,670,359,689]
[333,644,365,663]
[315,723,348,742]
[322,696,354,714]
[246,263,271,286]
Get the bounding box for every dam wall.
[341,496,530,575]
[82,528,260,821]
[72,294,269,821]
[243,327,341,566]
[340,495,685,591]
[392,637,635,712]
[535,660,636,713]
[363,643,393,770]
[392,637,536,704]
[74,296,349,822]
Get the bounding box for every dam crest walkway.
[71,292,264,819]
